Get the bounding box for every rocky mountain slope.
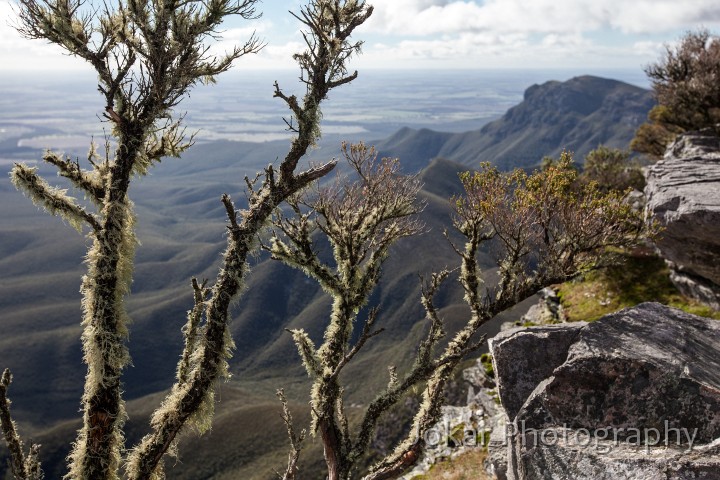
[375,75,653,171]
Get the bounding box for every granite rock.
[645,129,720,308]
[489,303,720,480]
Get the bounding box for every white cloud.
[0,0,93,71]
[608,1,720,34]
[364,0,720,36]
[2,0,720,72]
[357,30,660,70]
[351,0,720,69]
[226,40,305,69]
[631,40,666,59]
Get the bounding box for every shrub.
[632,29,720,157]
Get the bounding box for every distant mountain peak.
[377,75,654,172]
[519,75,648,116]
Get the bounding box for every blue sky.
[1,0,720,72]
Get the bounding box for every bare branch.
[0,369,44,480]
[277,389,305,480]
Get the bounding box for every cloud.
[0,0,91,71]
[358,31,659,70]
[364,0,720,36]
[231,40,305,69]
[3,0,720,72]
[0,6,277,72]
[631,40,666,59]
[351,0,720,69]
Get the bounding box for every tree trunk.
[320,418,346,480]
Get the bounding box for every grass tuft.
[415,449,490,480]
[557,252,720,321]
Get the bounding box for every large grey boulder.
[645,130,720,309]
[489,322,586,420]
[489,303,720,480]
[517,430,720,480]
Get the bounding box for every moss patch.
[479,353,494,379]
[557,252,720,322]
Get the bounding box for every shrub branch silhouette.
[2,0,372,479]
[271,151,648,480]
[0,370,42,480]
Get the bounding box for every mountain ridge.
[374,75,653,171]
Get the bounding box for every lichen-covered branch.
[10,163,101,233]
[274,0,373,181]
[125,3,372,478]
[124,166,331,478]
[0,369,43,480]
[42,149,107,204]
[270,139,423,479]
[277,389,305,480]
[331,308,383,380]
[176,278,209,385]
[288,328,323,378]
[11,1,265,479]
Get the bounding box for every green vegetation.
[1,3,681,480]
[632,29,720,157]
[580,145,645,192]
[557,252,720,322]
[412,450,490,480]
[479,354,494,379]
[266,146,647,479]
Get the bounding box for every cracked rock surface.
[645,129,720,309]
[489,303,720,480]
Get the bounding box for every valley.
[0,71,651,478]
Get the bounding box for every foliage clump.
[479,354,494,379]
[580,145,645,192]
[632,29,720,157]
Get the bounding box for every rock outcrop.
[401,357,502,479]
[518,287,566,326]
[645,129,720,309]
[488,302,720,480]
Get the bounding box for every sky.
[1,0,720,73]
